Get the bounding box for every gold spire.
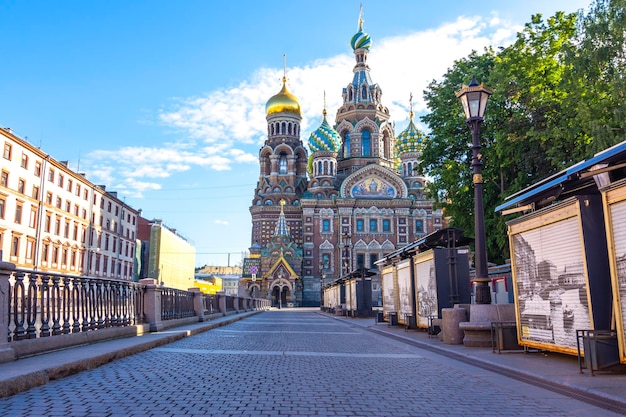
[409,93,414,120]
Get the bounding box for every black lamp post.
[455,75,493,305]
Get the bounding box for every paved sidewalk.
[0,311,261,397]
[333,313,626,415]
[0,308,625,415]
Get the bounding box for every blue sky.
[0,0,590,267]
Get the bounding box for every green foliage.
[419,0,626,265]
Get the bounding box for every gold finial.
[282,54,287,83]
[323,90,327,118]
[409,93,414,120]
[358,4,363,30]
[280,199,286,207]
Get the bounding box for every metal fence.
[7,269,144,342]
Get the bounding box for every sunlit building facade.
[248,13,444,307]
[0,126,138,279]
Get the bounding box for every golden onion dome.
[266,77,301,116]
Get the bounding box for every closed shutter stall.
[414,251,437,328]
[604,180,626,363]
[508,198,592,354]
[397,259,412,324]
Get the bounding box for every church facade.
[248,14,444,307]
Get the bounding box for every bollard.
[442,308,467,345]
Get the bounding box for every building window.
[32,186,39,200]
[3,142,12,160]
[17,179,25,194]
[42,243,49,262]
[322,219,330,232]
[46,192,53,205]
[0,197,5,219]
[44,214,51,232]
[52,246,59,263]
[370,254,378,269]
[54,217,61,235]
[279,154,287,174]
[356,219,364,232]
[48,168,54,182]
[75,184,81,196]
[382,219,391,232]
[416,219,424,233]
[29,208,37,228]
[14,203,23,224]
[58,174,64,188]
[64,221,70,238]
[56,197,62,208]
[343,132,350,158]
[369,219,377,232]
[65,201,71,212]
[321,253,331,271]
[21,153,28,169]
[67,179,72,192]
[362,130,371,157]
[34,161,41,177]
[1,171,8,187]
[11,236,19,257]
[357,253,365,269]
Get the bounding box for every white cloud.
[82,14,520,197]
[214,219,229,225]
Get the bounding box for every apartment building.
[0,126,138,279]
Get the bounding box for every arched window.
[348,87,353,102]
[279,154,287,174]
[362,130,371,157]
[361,85,367,101]
[323,160,328,175]
[343,132,350,158]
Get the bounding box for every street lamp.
[455,75,493,305]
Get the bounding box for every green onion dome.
[308,110,341,153]
[396,114,426,156]
[350,18,371,51]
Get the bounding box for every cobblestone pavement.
[0,309,621,417]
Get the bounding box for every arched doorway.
[270,277,292,309]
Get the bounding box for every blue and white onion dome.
[308,109,342,153]
[350,17,371,50]
[396,112,426,156]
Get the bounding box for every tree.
[420,1,626,266]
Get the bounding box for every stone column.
[140,278,162,332]
[442,307,467,345]
[0,261,16,362]
[188,287,205,322]
[218,292,226,316]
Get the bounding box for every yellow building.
[144,219,196,290]
[193,275,223,294]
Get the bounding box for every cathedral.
[247,12,444,307]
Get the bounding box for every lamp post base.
[474,279,492,305]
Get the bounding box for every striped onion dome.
[308,109,341,153]
[396,113,426,156]
[350,16,371,51]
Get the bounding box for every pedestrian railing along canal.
[0,261,269,363]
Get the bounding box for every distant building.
[196,265,242,296]
[0,126,138,279]
[136,217,196,290]
[193,274,223,294]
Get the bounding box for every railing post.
[188,288,205,322]
[140,279,163,332]
[0,261,16,362]
[233,296,240,313]
[218,292,226,316]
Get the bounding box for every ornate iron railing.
[8,269,145,342]
[161,287,196,320]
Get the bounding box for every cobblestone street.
[0,309,621,417]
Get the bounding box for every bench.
[459,304,516,347]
